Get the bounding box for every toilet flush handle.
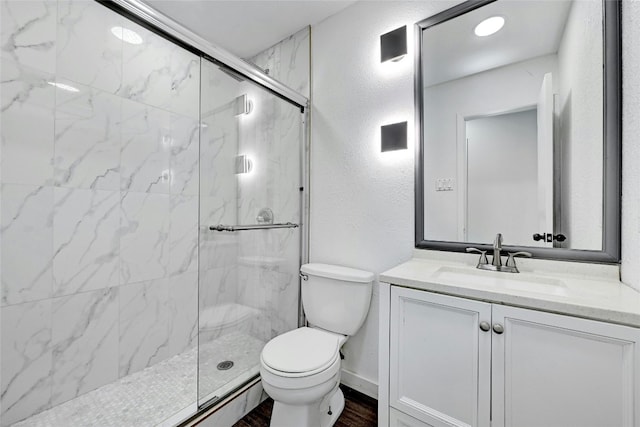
[299,273,308,281]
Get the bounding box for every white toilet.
[259,263,374,427]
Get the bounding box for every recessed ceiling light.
[474,16,505,37]
[111,26,143,45]
[47,81,79,92]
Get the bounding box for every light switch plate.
[435,178,454,191]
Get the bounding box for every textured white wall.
[312,0,640,389]
[621,0,640,291]
[310,0,456,389]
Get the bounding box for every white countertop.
[380,254,640,328]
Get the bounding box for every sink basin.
[432,266,569,297]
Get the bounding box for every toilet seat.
[261,354,341,390]
[260,327,344,390]
[262,327,341,376]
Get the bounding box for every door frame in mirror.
[414,0,621,263]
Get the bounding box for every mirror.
[415,0,620,262]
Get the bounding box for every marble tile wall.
[233,83,302,343]
[198,56,304,337]
[0,1,200,424]
[238,30,308,344]
[248,26,311,99]
[198,60,240,315]
[197,33,306,402]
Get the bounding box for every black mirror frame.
[414,0,621,263]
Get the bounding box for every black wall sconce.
[381,121,407,152]
[380,25,407,62]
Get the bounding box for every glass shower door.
[197,59,304,406]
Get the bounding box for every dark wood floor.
[233,385,377,427]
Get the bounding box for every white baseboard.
[340,369,378,400]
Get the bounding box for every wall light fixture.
[381,121,407,152]
[234,94,253,116]
[380,26,407,63]
[235,155,253,174]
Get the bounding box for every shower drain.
[217,360,234,371]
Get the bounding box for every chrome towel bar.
[209,222,299,232]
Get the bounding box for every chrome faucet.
[492,233,503,267]
[466,233,532,273]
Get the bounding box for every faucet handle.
[506,251,532,267]
[466,247,488,266]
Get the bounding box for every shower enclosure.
[0,0,307,425]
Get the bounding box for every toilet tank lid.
[301,263,375,283]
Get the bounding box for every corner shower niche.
[0,0,305,425]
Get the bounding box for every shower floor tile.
[12,332,265,427]
[198,332,266,403]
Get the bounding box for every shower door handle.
[209,222,299,232]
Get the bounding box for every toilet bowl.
[259,264,374,427]
[260,327,345,427]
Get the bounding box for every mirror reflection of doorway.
[464,109,549,247]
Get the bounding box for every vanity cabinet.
[383,285,640,427]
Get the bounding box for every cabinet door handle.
[493,323,504,334]
[479,321,491,332]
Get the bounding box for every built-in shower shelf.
[238,256,287,267]
[200,303,262,331]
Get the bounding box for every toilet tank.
[300,263,375,336]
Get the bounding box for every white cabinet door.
[390,287,492,427]
[492,304,640,427]
[390,408,434,427]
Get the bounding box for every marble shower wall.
[198,28,307,348]
[248,26,310,99]
[198,61,240,320]
[0,1,199,424]
[234,82,303,344]
[237,29,308,343]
